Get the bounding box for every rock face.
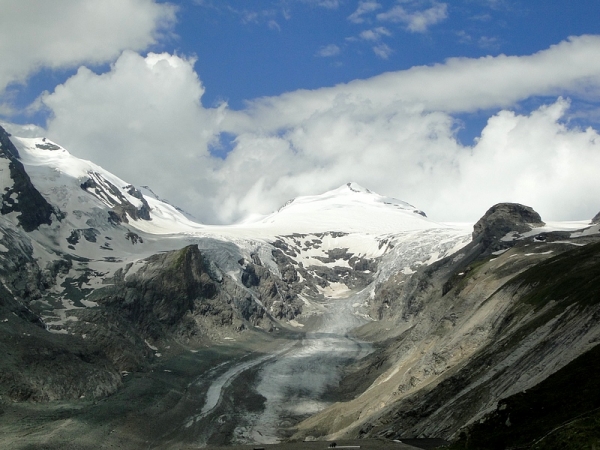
[592,210,600,224]
[80,172,151,223]
[0,241,276,403]
[472,202,544,250]
[95,245,219,335]
[293,214,600,447]
[91,245,273,341]
[1,127,599,450]
[0,126,58,232]
[0,222,125,401]
[240,252,304,321]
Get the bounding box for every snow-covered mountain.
[238,181,432,234]
[2,125,600,450]
[0,126,479,351]
[5,131,474,309]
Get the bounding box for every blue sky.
[2,0,600,223]
[179,1,599,108]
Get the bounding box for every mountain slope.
[240,182,433,234]
[0,125,472,409]
[291,205,600,447]
[1,125,599,449]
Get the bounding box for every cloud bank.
[27,35,600,224]
[0,0,176,94]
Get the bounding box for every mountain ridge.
[0,124,599,449]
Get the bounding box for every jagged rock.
[66,228,100,245]
[0,126,59,232]
[241,253,303,320]
[592,210,600,224]
[80,172,151,223]
[125,230,144,244]
[90,245,220,337]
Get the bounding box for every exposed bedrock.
[472,202,544,251]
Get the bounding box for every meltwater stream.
[234,295,372,444]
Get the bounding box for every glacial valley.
[1,125,599,450]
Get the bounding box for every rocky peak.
[592,210,600,224]
[472,202,545,245]
[346,181,372,194]
[80,172,151,223]
[0,125,20,158]
[0,125,58,232]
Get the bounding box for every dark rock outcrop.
[0,126,58,232]
[240,252,303,320]
[472,203,544,250]
[90,245,220,338]
[0,318,122,402]
[80,172,151,223]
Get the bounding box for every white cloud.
[0,0,176,93]
[440,98,600,221]
[33,36,600,224]
[0,121,45,138]
[240,10,260,24]
[478,36,501,49]
[218,106,600,224]
[348,1,382,24]
[359,27,392,41]
[316,44,341,57]
[456,32,500,50]
[227,35,600,129]
[39,51,225,220]
[377,2,448,33]
[215,36,600,222]
[217,98,600,224]
[216,101,463,222]
[373,43,393,59]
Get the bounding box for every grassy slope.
[450,242,600,450]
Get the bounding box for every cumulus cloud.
[0,121,45,138]
[377,2,448,33]
[216,98,600,223]
[439,98,600,221]
[33,36,600,224]
[216,36,600,222]
[39,51,225,218]
[0,0,176,93]
[216,101,463,222]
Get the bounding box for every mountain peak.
[242,182,441,234]
[472,202,545,248]
[345,181,371,194]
